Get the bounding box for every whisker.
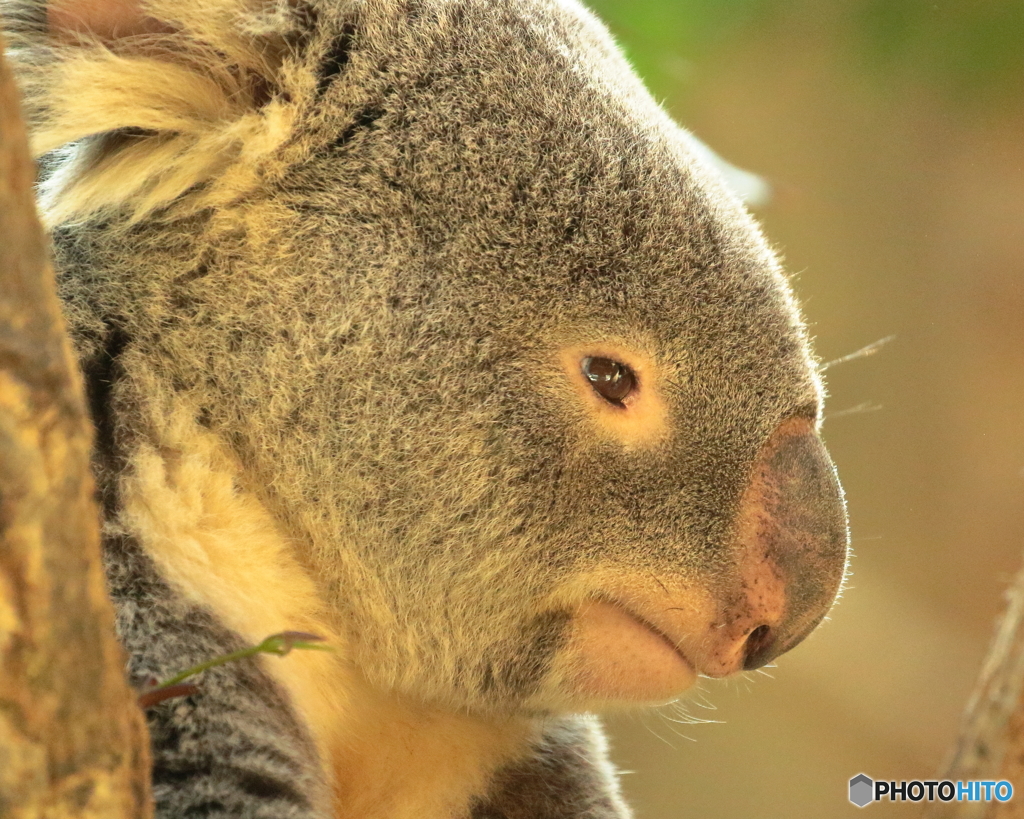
[821,334,895,370]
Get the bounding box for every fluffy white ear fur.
[10,0,314,225]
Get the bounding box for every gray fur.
[105,534,331,819]
[473,718,632,819]
[2,0,847,815]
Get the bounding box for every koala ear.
[3,0,319,225]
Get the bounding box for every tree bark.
[0,30,151,819]
[923,552,1024,819]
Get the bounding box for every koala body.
[2,0,849,816]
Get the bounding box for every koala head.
[9,0,848,715]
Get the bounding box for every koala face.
[206,0,849,713]
[17,0,848,716]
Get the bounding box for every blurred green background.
[584,1,1024,817]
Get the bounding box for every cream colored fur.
[116,392,539,819]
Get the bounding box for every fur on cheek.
[113,405,539,819]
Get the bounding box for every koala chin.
[2,0,849,816]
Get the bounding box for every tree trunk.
[923,552,1024,819]
[0,31,152,819]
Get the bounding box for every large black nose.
[693,418,849,677]
[740,418,848,669]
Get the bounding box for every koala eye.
[581,357,636,406]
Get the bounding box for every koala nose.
[732,616,824,672]
[741,623,776,670]
[564,417,847,702]
[713,416,849,675]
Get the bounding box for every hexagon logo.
[849,774,874,808]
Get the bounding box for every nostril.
[742,624,776,670]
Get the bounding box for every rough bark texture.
[0,31,152,819]
[989,690,1024,819]
[924,552,1024,819]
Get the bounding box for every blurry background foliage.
[589,0,1024,109]
[586,1,1024,818]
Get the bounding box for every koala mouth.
[567,600,698,704]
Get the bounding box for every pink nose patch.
[723,417,849,671]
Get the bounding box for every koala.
[1,0,849,817]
